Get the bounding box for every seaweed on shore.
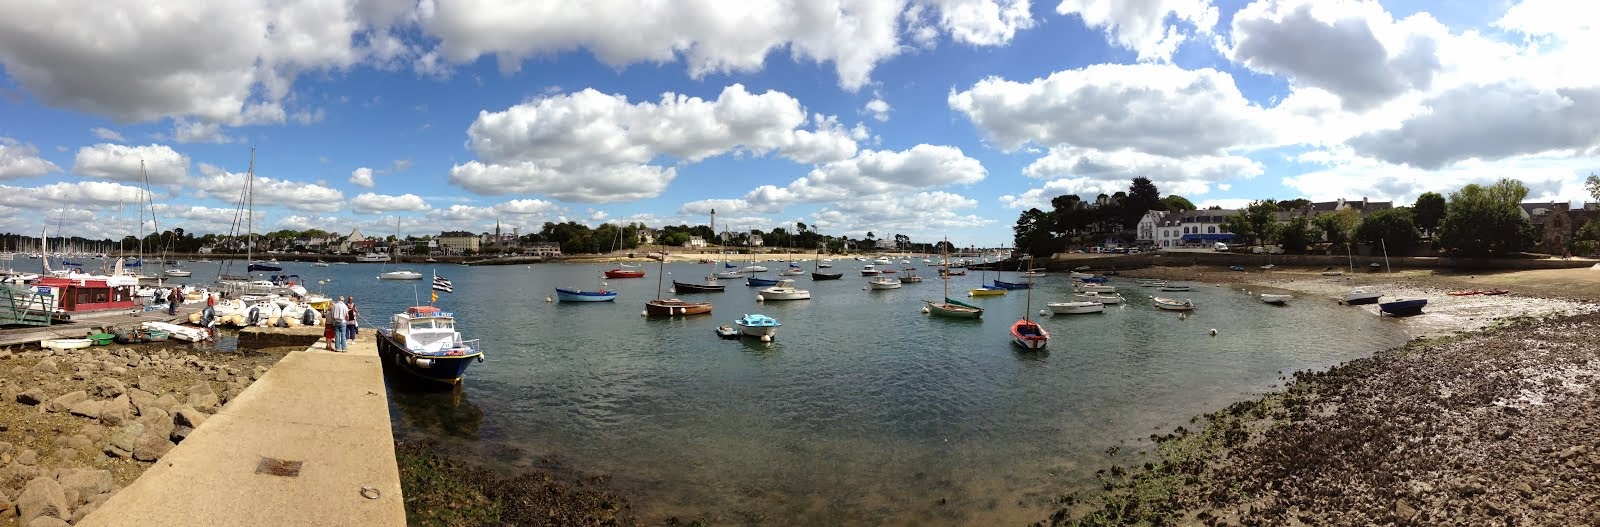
[396,439,708,527]
[1044,311,1600,526]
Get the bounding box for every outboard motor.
[301,307,317,326]
[246,306,261,326]
[200,306,216,328]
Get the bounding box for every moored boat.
[1010,256,1049,350]
[899,268,923,283]
[556,288,617,302]
[747,275,780,287]
[1074,283,1116,293]
[379,268,425,280]
[1047,301,1104,314]
[376,305,483,385]
[734,313,780,340]
[758,279,811,300]
[1343,289,1382,305]
[1260,293,1293,304]
[673,279,725,293]
[1151,296,1195,311]
[868,275,902,289]
[41,338,93,350]
[1379,298,1427,316]
[812,271,843,281]
[860,264,880,276]
[1071,291,1123,304]
[141,321,210,342]
[715,325,740,339]
[1158,284,1192,292]
[645,298,713,317]
[604,268,646,279]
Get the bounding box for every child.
[323,306,337,351]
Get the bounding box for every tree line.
[1012,177,1187,257]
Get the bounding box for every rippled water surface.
[253,260,1415,525]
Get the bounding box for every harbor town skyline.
[0,0,1595,249]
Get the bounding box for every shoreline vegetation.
[1045,266,1600,526]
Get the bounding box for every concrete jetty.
[78,333,405,526]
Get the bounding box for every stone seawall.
[1042,252,1594,271]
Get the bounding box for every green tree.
[1356,208,1422,255]
[662,231,690,246]
[1013,208,1057,257]
[1311,208,1361,250]
[1437,179,1535,257]
[1278,215,1322,253]
[1586,173,1600,203]
[1275,198,1310,212]
[1161,195,1195,211]
[1411,192,1446,235]
[1220,200,1281,247]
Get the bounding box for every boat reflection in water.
[385,371,484,441]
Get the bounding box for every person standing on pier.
[331,296,349,352]
[167,286,182,315]
[345,295,359,340]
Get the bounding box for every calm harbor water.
[192,259,1413,525]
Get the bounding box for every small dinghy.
[715,325,740,339]
[1260,293,1293,304]
[41,338,93,350]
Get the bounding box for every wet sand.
[1046,265,1600,525]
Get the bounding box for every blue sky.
[0,0,1594,248]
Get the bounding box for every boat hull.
[379,272,424,280]
[1071,293,1123,304]
[735,323,779,338]
[1379,299,1427,316]
[376,330,478,385]
[1260,294,1293,304]
[645,299,713,317]
[604,269,646,279]
[759,289,811,301]
[991,280,1029,290]
[672,281,725,293]
[925,300,982,319]
[968,288,1006,297]
[1344,292,1382,305]
[556,288,617,302]
[1010,320,1049,349]
[811,272,843,281]
[1048,302,1104,314]
[747,277,780,287]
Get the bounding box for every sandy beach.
[1046,264,1600,525]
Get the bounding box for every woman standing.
[345,296,359,340]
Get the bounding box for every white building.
[1174,210,1236,247]
[683,235,707,248]
[874,238,897,250]
[1139,211,1186,248]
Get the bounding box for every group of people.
[324,296,358,352]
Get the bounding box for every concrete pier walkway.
[79,333,406,527]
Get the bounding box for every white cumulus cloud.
[72,143,191,185]
[0,138,62,180]
[350,192,430,214]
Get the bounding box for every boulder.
[0,440,13,454]
[15,390,43,405]
[170,425,193,443]
[54,469,112,497]
[99,395,132,426]
[92,378,126,398]
[105,422,145,458]
[152,393,180,413]
[44,391,88,413]
[16,476,69,525]
[135,408,173,441]
[67,400,103,420]
[174,406,209,428]
[64,436,93,452]
[27,516,71,527]
[136,376,160,392]
[16,448,38,466]
[132,434,174,461]
[188,393,220,411]
[31,358,58,374]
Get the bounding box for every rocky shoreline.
[1045,266,1600,525]
[0,343,281,525]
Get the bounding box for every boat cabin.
[31,275,139,313]
[392,306,467,355]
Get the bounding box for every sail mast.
[246,148,255,265]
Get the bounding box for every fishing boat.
[1260,293,1293,304]
[376,305,483,385]
[734,313,780,340]
[1158,284,1192,292]
[1074,283,1116,294]
[646,253,712,317]
[860,264,880,276]
[1047,301,1104,314]
[1378,298,1427,316]
[1071,291,1124,304]
[925,238,983,319]
[1151,296,1195,311]
[30,270,140,316]
[673,277,725,293]
[1010,256,1048,350]
[758,279,811,301]
[868,275,902,289]
[899,268,923,283]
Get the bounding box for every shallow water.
[235,260,1414,525]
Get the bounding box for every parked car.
[1214,242,1229,252]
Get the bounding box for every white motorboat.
[758,279,811,301]
[1151,296,1195,311]
[1048,301,1104,314]
[312,261,330,267]
[379,268,425,280]
[163,269,192,277]
[734,313,781,339]
[715,270,744,279]
[1343,289,1382,305]
[868,276,902,289]
[780,266,806,276]
[1069,271,1093,279]
[356,252,392,262]
[1071,291,1123,304]
[1074,283,1116,293]
[860,264,880,276]
[819,259,833,268]
[873,257,893,265]
[1158,284,1192,292]
[1260,293,1293,304]
[742,265,769,273]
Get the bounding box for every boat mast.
[1381,238,1391,274]
[1023,255,1035,322]
[655,250,666,300]
[941,237,950,300]
[245,148,255,267]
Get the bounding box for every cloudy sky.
[0,0,1595,247]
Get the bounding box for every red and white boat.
[1010,319,1049,349]
[29,273,140,316]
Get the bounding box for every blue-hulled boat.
[376,305,483,385]
[1379,298,1427,316]
[248,262,283,272]
[725,262,738,268]
[1078,277,1108,283]
[990,279,1030,290]
[556,287,617,302]
[747,276,780,287]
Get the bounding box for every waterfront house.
[1177,210,1237,247]
[437,231,480,254]
[684,235,707,249]
[525,241,562,257]
[337,228,366,254]
[1137,210,1186,248]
